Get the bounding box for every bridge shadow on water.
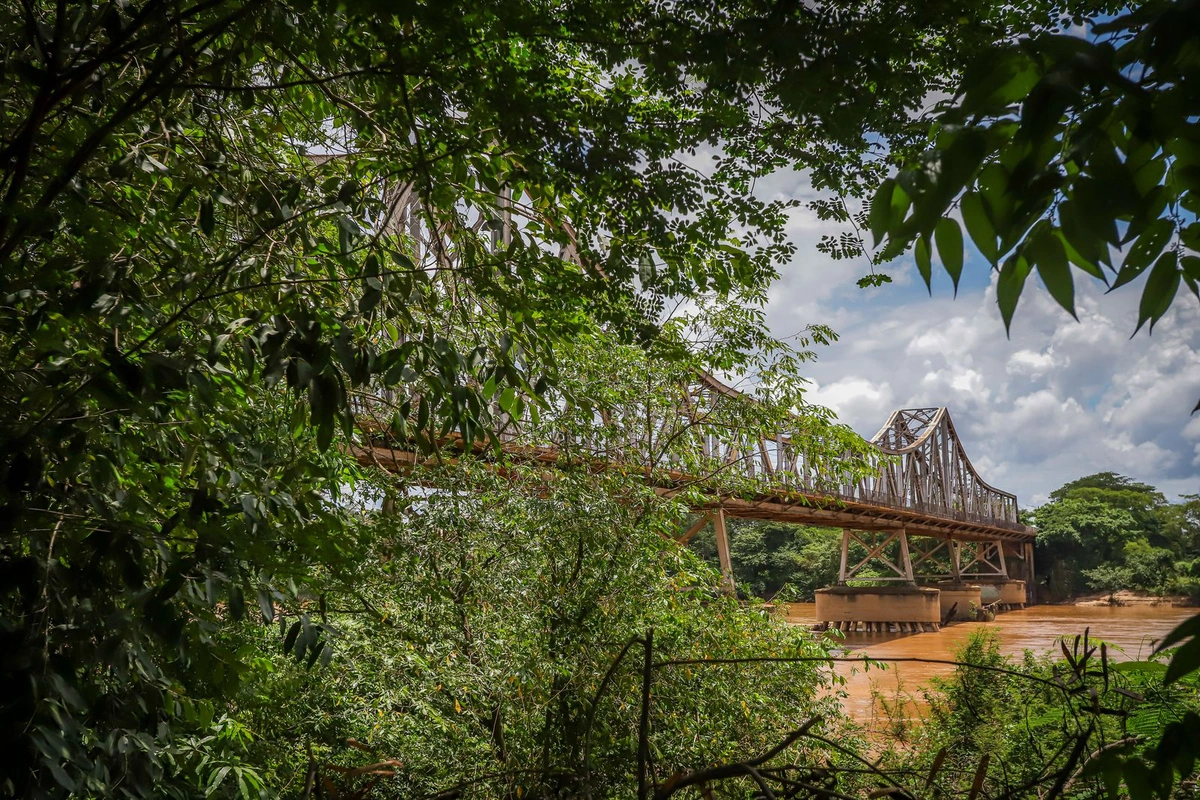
[831,629,930,652]
[781,601,990,652]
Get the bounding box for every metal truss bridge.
[354,371,1036,615]
[349,186,1034,623]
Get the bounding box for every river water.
[783,602,1195,726]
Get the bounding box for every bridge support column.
[815,586,941,633]
[713,508,736,595]
[898,529,916,585]
[1000,540,1036,606]
[936,583,982,623]
[961,539,1027,611]
[838,528,850,585]
[818,528,938,631]
[1026,542,1037,604]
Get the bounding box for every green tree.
[1050,471,1165,505]
[1051,471,1167,546]
[1122,539,1174,592]
[1031,495,1140,599]
[1159,493,1200,556]
[1083,563,1136,602]
[1030,473,1200,600]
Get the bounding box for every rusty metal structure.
[355,370,1036,612]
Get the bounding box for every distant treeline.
[689,472,1200,603]
[1027,472,1200,602]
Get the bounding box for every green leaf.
[1020,74,1079,141]
[1054,229,1105,281]
[934,130,988,220]
[856,273,894,288]
[48,760,77,791]
[210,765,231,792]
[317,416,334,451]
[997,254,1032,334]
[961,192,998,263]
[1123,760,1155,800]
[306,637,323,668]
[1099,752,1123,799]
[199,196,214,237]
[416,395,430,432]
[498,386,518,415]
[1109,661,1167,675]
[962,47,1040,112]
[1058,199,1110,269]
[914,233,932,292]
[869,179,896,246]
[934,217,964,295]
[282,621,301,654]
[1157,613,1200,651]
[1112,218,1174,291]
[1029,225,1075,317]
[228,585,245,622]
[295,618,312,660]
[257,589,275,624]
[1182,256,1200,299]
[1136,251,1179,334]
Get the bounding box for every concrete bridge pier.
[957,540,1029,610]
[814,529,1036,631]
[935,582,983,622]
[816,528,943,632]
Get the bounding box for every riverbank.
[783,602,1195,725]
[1061,589,1197,607]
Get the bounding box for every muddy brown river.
[783,602,1196,725]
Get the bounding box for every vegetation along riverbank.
[3,0,1200,797]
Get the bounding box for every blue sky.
[751,168,1200,507]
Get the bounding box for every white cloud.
[808,377,895,430]
[757,190,1200,507]
[1006,349,1056,378]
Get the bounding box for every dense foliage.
[1029,472,1200,602]
[227,463,851,798]
[3,0,1193,797]
[879,630,1200,800]
[688,520,843,601]
[871,0,1200,342]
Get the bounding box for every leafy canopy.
[871,0,1200,342]
[0,0,1135,795]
